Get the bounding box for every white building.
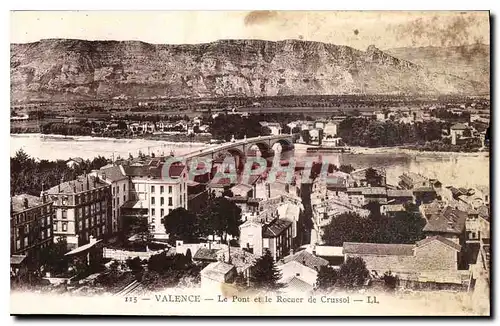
[122,161,188,238]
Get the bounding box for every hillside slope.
[10,39,488,103]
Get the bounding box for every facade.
[11,193,55,265]
[450,123,468,145]
[123,161,188,237]
[90,165,129,234]
[239,214,293,261]
[46,174,112,249]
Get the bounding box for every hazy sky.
[10,11,490,50]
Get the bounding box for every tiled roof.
[399,172,427,185]
[10,255,27,265]
[263,219,292,237]
[193,248,219,261]
[11,194,44,213]
[283,276,314,293]
[416,235,461,252]
[216,247,257,273]
[46,175,108,195]
[423,206,466,234]
[123,165,162,178]
[281,250,329,270]
[97,165,128,182]
[451,123,468,130]
[343,242,415,256]
[67,157,84,164]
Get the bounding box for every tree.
[126,257,144,274]
[250,250,282,290]
[201,197,242,242]
[382,271,398,291]
[337,257,370,289]
[39,237,69,275]
[365,167,383,187]
[316,266,339,292]
[163,207,202,242]
[338,164,355,174]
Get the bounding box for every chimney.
[23,198,29,209]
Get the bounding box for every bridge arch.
[271,138,294,151]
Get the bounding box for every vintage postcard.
[10,10,490,316]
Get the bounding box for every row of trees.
[338,117,449,147]
[11,149,110,196]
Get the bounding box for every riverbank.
[10,133,206,161]
[296,143,489,158]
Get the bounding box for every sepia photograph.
[9,9,491,316]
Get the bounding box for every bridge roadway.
[180,134,296,161]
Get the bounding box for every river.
[11,134,490,188]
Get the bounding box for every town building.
[46,174,112,249]
[342,236,470,286]
[66,157,84,169]
[259,121,282,135]
[11,193,55,265]
[200,261,237,293]
[450,123,469,145]
[239,208,294,261]
[90,165,129,234]
[122,160,188,238]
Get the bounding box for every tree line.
[11,149,110,196]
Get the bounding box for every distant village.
[11,100,490,150]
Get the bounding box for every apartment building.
[122,159,188,238]
[46,174,112,249]
[11,193,55,265]
[90,165,129,234]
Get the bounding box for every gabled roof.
[343,242,415,256]
[10,255,27,265]
[281,250,328,270]
[97,165,128,182]
[283,276,314,293]
[416,235,461,252]
[263,219,292,238]
[46,175,108,195]
[423,206,466,234]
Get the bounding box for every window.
[151,208,155,216]
[117,197,120,205]
[112,187,115,195]
[24,237,28,247]
[168,186,172,194]
[16,240,21,250]
[160,209,164,217]
[123,195,126,203]
[168,197,172,206]
[117,186,120,194]
[53,223,58,232]
[151,186,155,193]
[62,222,67,232]
[160,197,165,206]
[168,208,172,214]
[79,220,83,231]
[160,186,164,194]
[151,197,155,205]
[152,218,156,223]
[123,184,126,192]
[62,209,67,219]
[46,205,51,214]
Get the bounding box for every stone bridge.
[181,134,298,170]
